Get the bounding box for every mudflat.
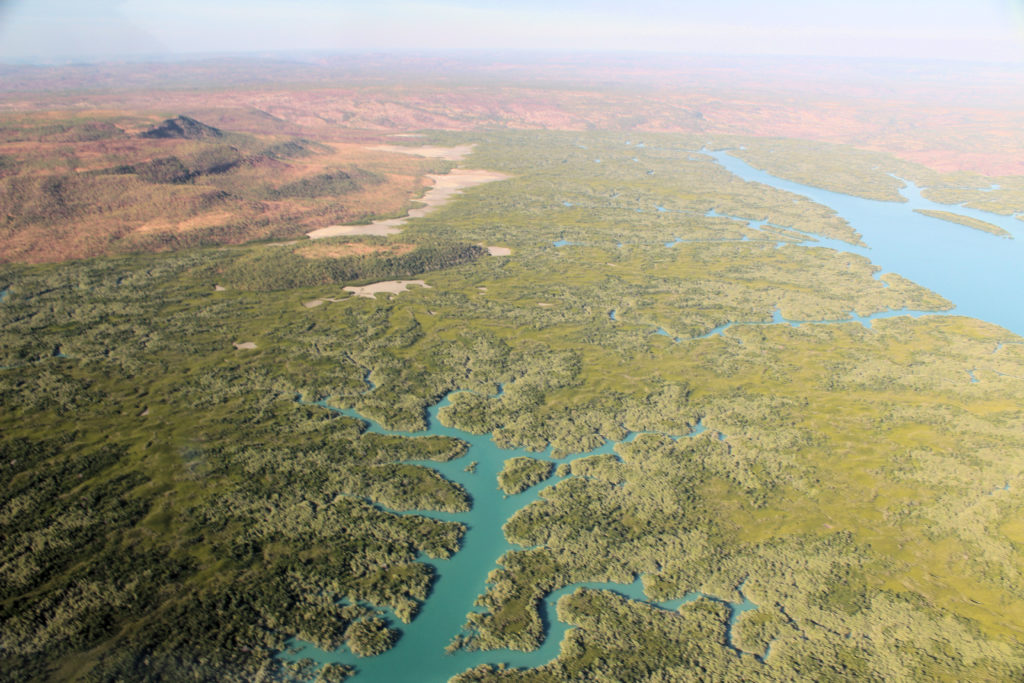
[342,279,432,299]
[307,168,511,239]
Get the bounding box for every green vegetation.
[920,174,1024,216]
[913,208,1012,238]
[725,138,922,202]
[344,618,399,657]
[453,589,764,682]
[216,241,486,292]
[3,128,1024,681]
[0,246,474,680]
[316,663,355,682]
[497,457,554,495]
[433,130,865,246]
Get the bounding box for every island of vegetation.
[344,618,400,657]
[913,208,1013,238]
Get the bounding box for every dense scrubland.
[3,126,1024,683]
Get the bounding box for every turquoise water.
[706,150,1024,337]
[281,396,749,681]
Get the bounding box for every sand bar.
[344,280,432,299]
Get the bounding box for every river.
[706,150,1024,338]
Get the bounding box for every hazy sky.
[1,0,1022,63]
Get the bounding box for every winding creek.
[282,395,756,680]
[293,143,1024,680]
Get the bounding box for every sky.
[0,0,1023,63]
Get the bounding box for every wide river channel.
[708,150,1024,338]
[285,147,1023,681]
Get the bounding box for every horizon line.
[4,48,1024,69]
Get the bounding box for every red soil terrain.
[0,112,442,263]
[3,55,1023,263]
[3,55,1022,176]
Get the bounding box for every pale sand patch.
[370,144,476,161]
[233,342,257,350]
[214,284,227,291]
[538,303,554,308]
[487,246,512,256]
[344,280,432,299]
[308,169,511,240]
[308,224,399,239]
